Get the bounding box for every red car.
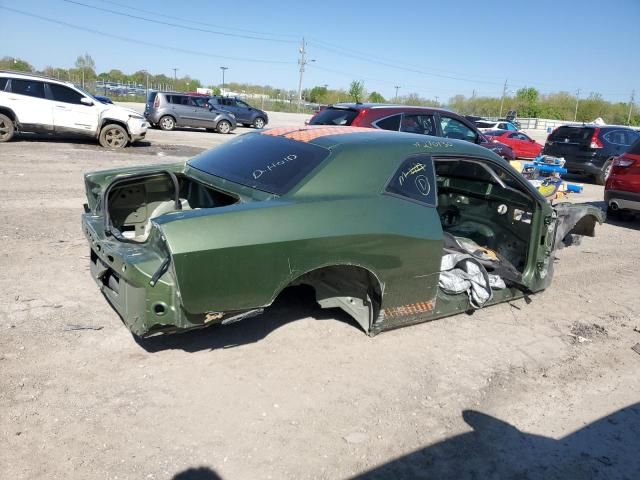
[605,137,640,217]
[307,104,516,160]
[484,129,543,159]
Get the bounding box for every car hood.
[101,104,144,119]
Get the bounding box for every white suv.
[0,71,148,148]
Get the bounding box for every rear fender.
[553,203,605,249]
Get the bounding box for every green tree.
[0,56,33,72]
[75,53,96,86]
[515,87,540,117]
[348,80,365,103]
[309,86,328,103]
[368,91,385,103]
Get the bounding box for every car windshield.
[188,133,330,195]
[73,84,99,102]
[309,107,359,126]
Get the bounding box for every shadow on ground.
[354,403,640,480]
[136,286,360,353]
[172,467,222,479]
[11,133,204,157]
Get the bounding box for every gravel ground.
[1,117,639,480]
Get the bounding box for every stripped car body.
[81,126,603,337]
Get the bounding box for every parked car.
[464,115,486,123]
[475,120,520,132]
[94,95,114,105]
[0,71,148,148]
[144,91,237,134]
[542,125,640,184]
[306,104,515,159]
[81,126,601,338]
[207,96,268,128]
[605,137,640,217]
[484,130,543,158]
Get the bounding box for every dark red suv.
[605,137,640,217]
[307,104,515,160]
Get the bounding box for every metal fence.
[484,117,640,132]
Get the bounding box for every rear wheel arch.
[0,107,17,122]
[596,157,615,185]
[283,264,384,335]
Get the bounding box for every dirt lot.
[1,121,639,480]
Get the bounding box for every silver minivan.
[144,91,236,134]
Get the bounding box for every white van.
[0,71,148,148]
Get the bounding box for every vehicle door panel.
[222,98,243,122]
[191,99,219,128]
[7,79,53,130]
[170,96,192,126]
[48,83,99,135]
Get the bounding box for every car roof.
[0,69,77,88]
[327,103,451,113]
[253,126,525,198]
[260,125,491,155]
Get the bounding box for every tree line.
[2,55,636,125]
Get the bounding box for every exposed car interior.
[434,158,537,284]
[106,173,237,241]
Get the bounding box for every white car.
[0,71,148,148]
[475,120,519,133]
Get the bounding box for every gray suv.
[208,96,268,128]
[144,91,236,134]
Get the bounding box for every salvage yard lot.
[1,120,640,479]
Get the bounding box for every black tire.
[596,159,613,185]
[0,113,15,142]
[253,117,266,129]
[217,120,232,134]
[99,124,129,148]
[159,115,176,131]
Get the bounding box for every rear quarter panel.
[157,195,443,315]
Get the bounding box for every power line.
[308,38,503,85]
[307,40,505,86]
[0,6,296,65]
[307,63,462,96]
[96,0,299,40]
[61,0,297,44]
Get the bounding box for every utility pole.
[499,79,508,118]
[574,88,581,122]
[628,90,635,125]
[297,38,308,112]
[142,70,149,99]
[434,96,439,106]
[220,66,228,95]
[394,85,400,102]
[172,68,178,90]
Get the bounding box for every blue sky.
[1,0,639,102]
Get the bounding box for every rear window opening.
[308,107,360,126]
[188,133,331,195]
[106,173,238,242]
[434,158,536,277]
